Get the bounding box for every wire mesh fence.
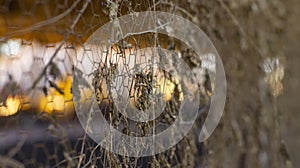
[0,0,291,167]
[0,1,206,167]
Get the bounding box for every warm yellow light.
[155,78,183,101]
[0,96,21,116]
[38,77,74,114]
[53,95,65,111]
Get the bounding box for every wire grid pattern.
[0,1,208,167]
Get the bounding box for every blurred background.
[0,0,299,167]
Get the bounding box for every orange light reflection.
[0,96,21,116]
